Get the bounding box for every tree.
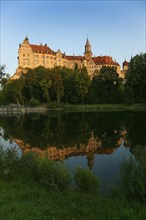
[39,78,52,104]
[125,53,146,103]
[50,67,64,105]
[1,78,25,104]
[88,66,122,104]
[122,86,134,104]
[22,66,51,104]
[0,65,10,90]
[60,67,77,104]
[75,67,91,104]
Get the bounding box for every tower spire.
[84,37,92,60]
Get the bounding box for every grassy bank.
[1,178,146,220]
[62,103,146,112]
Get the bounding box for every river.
[0,111,146,194]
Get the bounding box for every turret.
[84,38,92,60]
[23,36,29,44]
[123,60,129,71]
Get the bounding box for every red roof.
[93,56,119,66]
[29,42,120,66]
[65,55,84,61]
[30,44,55,55]
[123,60,129,66]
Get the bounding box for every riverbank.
[0,177,145,220]
[0,104,47,115]
[0,147,146,220]
[62,103,146,112]
[0,103,145,115]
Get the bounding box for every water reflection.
[0,111,146,159]
[12,130,127,170]
[0,111,146,193]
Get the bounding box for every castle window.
[27,54,29,57]
[23,54,25,57]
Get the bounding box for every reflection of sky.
[0,128,22,157]
[64,143,132,195]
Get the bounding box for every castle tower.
[84,38,92,60]
[18,36,33,70]
[123,60,129,71]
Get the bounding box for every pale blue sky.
[0,0,146,76]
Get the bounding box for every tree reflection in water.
[0,111,145,194]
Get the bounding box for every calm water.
[0,111,146,194]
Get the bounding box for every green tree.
[22,66,51,104]
[88,66,122,104]
[75,67,91,104]
[0,65,10,90]
[60,67,77,104]
[122,86,134,104]
[50,67,64,105]
[1,78,25,104]
[39,78,52,104]
[125,53,146,103]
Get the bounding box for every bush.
[48,101,60,109]
[0,147,20,180]
[74,166,99,194]
[31,157,71,190]
[29,98,40,106]
[19,152,38,177]
[117,145,146,203]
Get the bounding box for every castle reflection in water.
[13,129,128,169]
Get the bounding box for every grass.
[62,103,146,112]
[0,177,146,220]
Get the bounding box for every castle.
[12,37,128,79]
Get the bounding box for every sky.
[0,0,146,76]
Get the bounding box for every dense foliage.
[126,53,146,103]
[115,145,146,203]
[0,147,99,193]
[0,65,10,90]
[0,53,145,105]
